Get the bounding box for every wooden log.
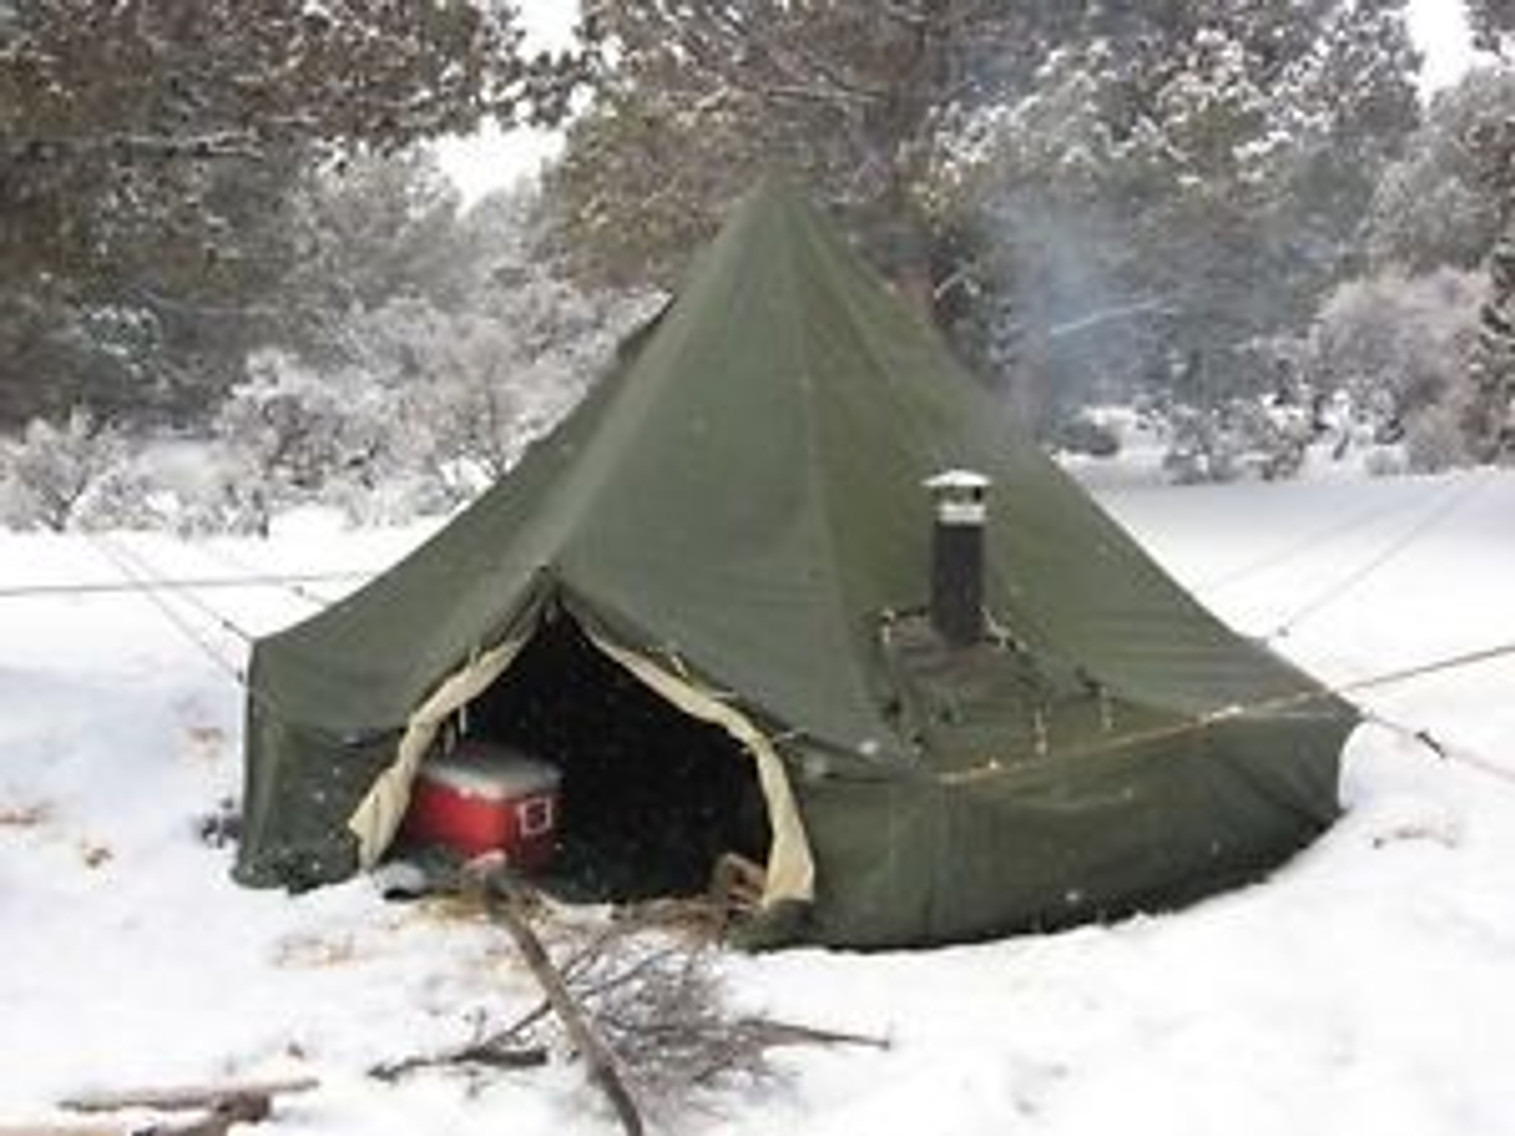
[470,864,645,1136]
[60,1076,317,1114]
[4,1099,267,1136]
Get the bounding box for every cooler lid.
[419,741,561,800]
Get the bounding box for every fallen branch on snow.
[16,1076,320,1136]
[472,862,647,1136]
[60,1076,318,1114]
[373,871,889,1127]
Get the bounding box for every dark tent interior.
[459,610,772,901]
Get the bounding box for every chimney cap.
[924,469,991,495]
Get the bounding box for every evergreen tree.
[546,1,1097,301]
[545,0,1421,437]
[948,0,1421,425]
[0,0,581,428]
[1468,236,1515,460]
[1371,60,1515,464]
[1369,67,1515,273]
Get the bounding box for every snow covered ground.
[2,469,1513,1135]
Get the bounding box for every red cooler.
[402,742,561,870]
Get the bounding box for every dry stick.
[367,979,559,1082]
[369,931,612,1081]
[370,935,684,1083]
[60,1078,318,1114]
[473,869,645,1136]
[10,1094,281,1136]
[732,1019,890,1051]
[370,1041,549,1083]
[679,1016,892,1089]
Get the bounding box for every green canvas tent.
[235,179,1356,948]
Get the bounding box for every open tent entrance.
[460,610,772,903]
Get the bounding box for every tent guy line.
[1194,472,1479,596]
[82,531,378,751]
[84,531,252,692]
[1357,707,1515,788]
[31,488,1515,805]
[0,568,377,601]
[937,636,1515,789]
[89,532,260,646]
[181,536,345,609]
[63,524,1515,785]
[1263,469,1496,641]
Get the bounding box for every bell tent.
[235,179,1356,948]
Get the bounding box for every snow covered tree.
[0,411,127,531]
[1368,67,1515,272]
[1467,236,1515,461]
[1368,64,1515,464]
[200,187,659,528]
[1304,267,1485,469]
[545,1,1101,301]
[0,1,582,429]
[545,0,1420,453]
[214,349,397,502]
[946,1,1421,434]
[412,278,657,486]
[286,151,466,321]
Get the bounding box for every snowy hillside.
[2,470,1514,1134]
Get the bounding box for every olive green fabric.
[236,178,1355,945]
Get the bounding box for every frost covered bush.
[216,349,399,498]
[0,178,659,535]
[1051,412,1122,458]
[1159,397,1312,484]
[195,275,658,530]
[0,417,275,535]
[0,411,130,531]
[1303,268,1484,470]
[411,299,653,483]
[1308,269,1482,429]
[1403,397,1479,473]
[70,462,175,532]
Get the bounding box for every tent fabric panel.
[234,705,380,889]
[789,775,941,948]
[788,707,1349,948]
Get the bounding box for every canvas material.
[235,178,1355,945]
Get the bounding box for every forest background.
[4,0,1515,533]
